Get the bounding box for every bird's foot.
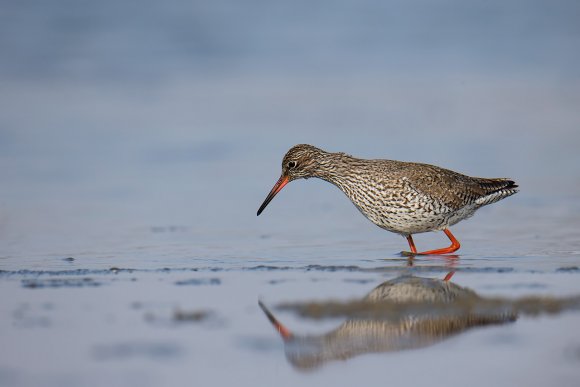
[404,229,461,256]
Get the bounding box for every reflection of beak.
[257,176,289,216]
[258,300,293,341]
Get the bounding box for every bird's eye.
[287,161,297,169]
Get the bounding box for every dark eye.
[287,161,297,169]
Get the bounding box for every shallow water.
[1,1,580,387]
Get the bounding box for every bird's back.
[392,161,519,210]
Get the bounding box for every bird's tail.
[475,178,519,206]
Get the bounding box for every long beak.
[257,175,289,216]
[258,300,293,340]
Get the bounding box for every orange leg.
[406,235,418,254]
[405,229,461,255]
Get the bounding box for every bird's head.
[257,144,326,216]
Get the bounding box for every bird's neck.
[311,152,357,189]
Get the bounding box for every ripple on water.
[174,278,221,286]
[21,278,103,289]
[91,342,184,361]
[2,263,579,280]
[557,266,580,272]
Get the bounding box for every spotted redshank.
[257,144,518,255]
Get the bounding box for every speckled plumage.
[257,144,518,254]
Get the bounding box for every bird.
[257,144,518,255]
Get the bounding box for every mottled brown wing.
[399,163,517,210]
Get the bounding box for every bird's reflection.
[260,273,517,370]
